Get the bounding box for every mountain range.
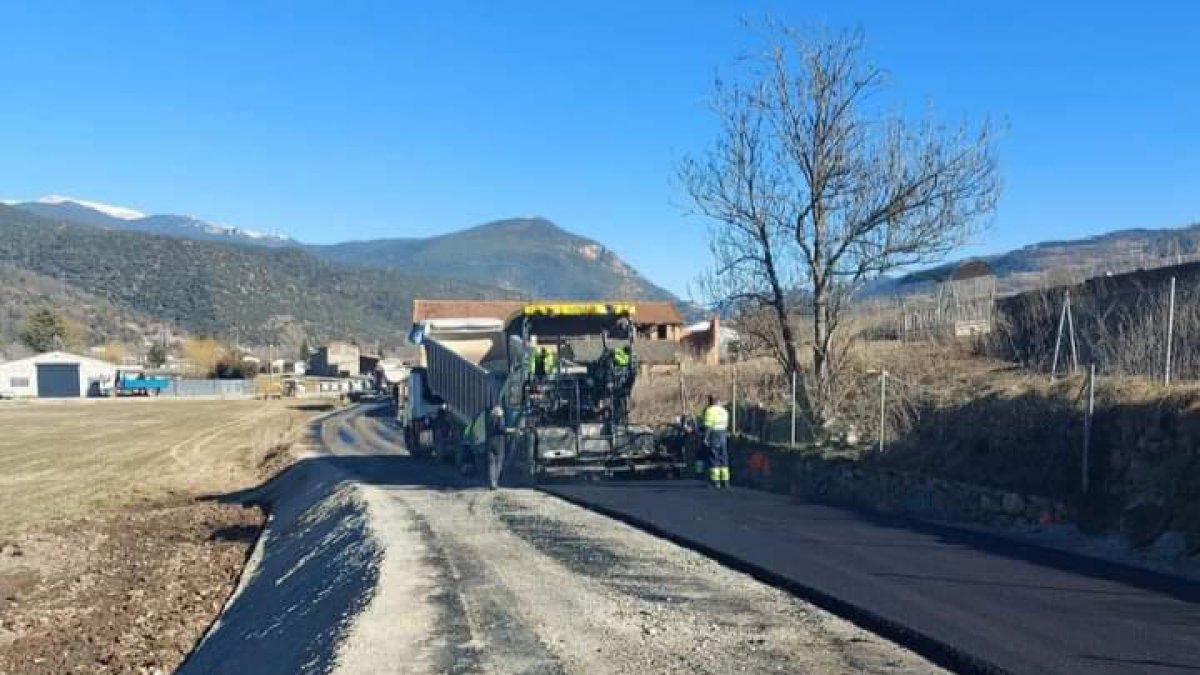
[0,196,681,355]
[8,195,294,247]
[5,196,675,300]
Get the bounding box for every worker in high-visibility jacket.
[701,395,731,488]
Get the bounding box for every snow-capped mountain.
[6,195,294,247]
[37,194,145,220]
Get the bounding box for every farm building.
[0,351,118,398]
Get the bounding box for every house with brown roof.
[411,299,685,342]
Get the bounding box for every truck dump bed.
[415,319,509,425]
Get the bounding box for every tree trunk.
[811,287,831,430]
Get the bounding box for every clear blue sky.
[2,1,1199,298]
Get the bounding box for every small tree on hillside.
[146,342,168,368]
[19,308,85,353]
[682,26,1000,427]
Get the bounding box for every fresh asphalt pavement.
[541,480,1200,675]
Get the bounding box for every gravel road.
[323,405,945,675]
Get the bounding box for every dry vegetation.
[0,398,329,674]
[634,327,1200,554]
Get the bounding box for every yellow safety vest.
[703,405,729,431]
[613,348,630,367]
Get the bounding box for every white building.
[0,351,118,399]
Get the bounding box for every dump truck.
[405,304,685,480]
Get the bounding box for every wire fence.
[992,269,1200,383]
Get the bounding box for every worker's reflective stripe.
[703,405,729,431]
[522,302,637,317]
[719,467,731,482]
[709,467,721,481]
[613,349,630,367]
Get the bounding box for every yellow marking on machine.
[521,302,637,317]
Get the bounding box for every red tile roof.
[412,299,683,325]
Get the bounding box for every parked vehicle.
[114,368,172,397]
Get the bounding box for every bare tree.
[683,26,999,425]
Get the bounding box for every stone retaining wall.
[729,439,1071,529]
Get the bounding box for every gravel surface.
[324,405,945,675]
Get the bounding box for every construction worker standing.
[485,405,508,490]
[701,395,731,488]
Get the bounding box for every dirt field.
[0,399,320,536]
[0,398,330,674]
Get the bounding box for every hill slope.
[876,221,1200,296]
[0,205,509,348]
[309,217,678,301]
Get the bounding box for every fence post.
[879,369,887,454]
[790,369,798,447]
[1066,292,1078,374]
[1052,290,1068,379]
[1165,276,1176,386]
[1083,364,1095,494]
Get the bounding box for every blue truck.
[115,369,172,397]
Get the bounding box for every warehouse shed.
[0,351,118,399]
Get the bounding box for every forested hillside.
[309,217,678,301]
[0,205,510,348]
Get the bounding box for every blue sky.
[2,1,1198,298]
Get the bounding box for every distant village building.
[680,315,741,366]
[897,260,997,340]
[309,342,361,377]
[0,351,118,398]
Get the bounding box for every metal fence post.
[1165,276,1176,386]
[1066,292,1078,374]
[1052,290,1068,379]
[790,369,797,447]
[1083,364,1095,494]
[879,369,887,454]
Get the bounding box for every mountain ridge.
[8,196,681,305]
[867,221,1200,297]
[0,204,512,350]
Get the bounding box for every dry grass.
[0,398,317,536]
